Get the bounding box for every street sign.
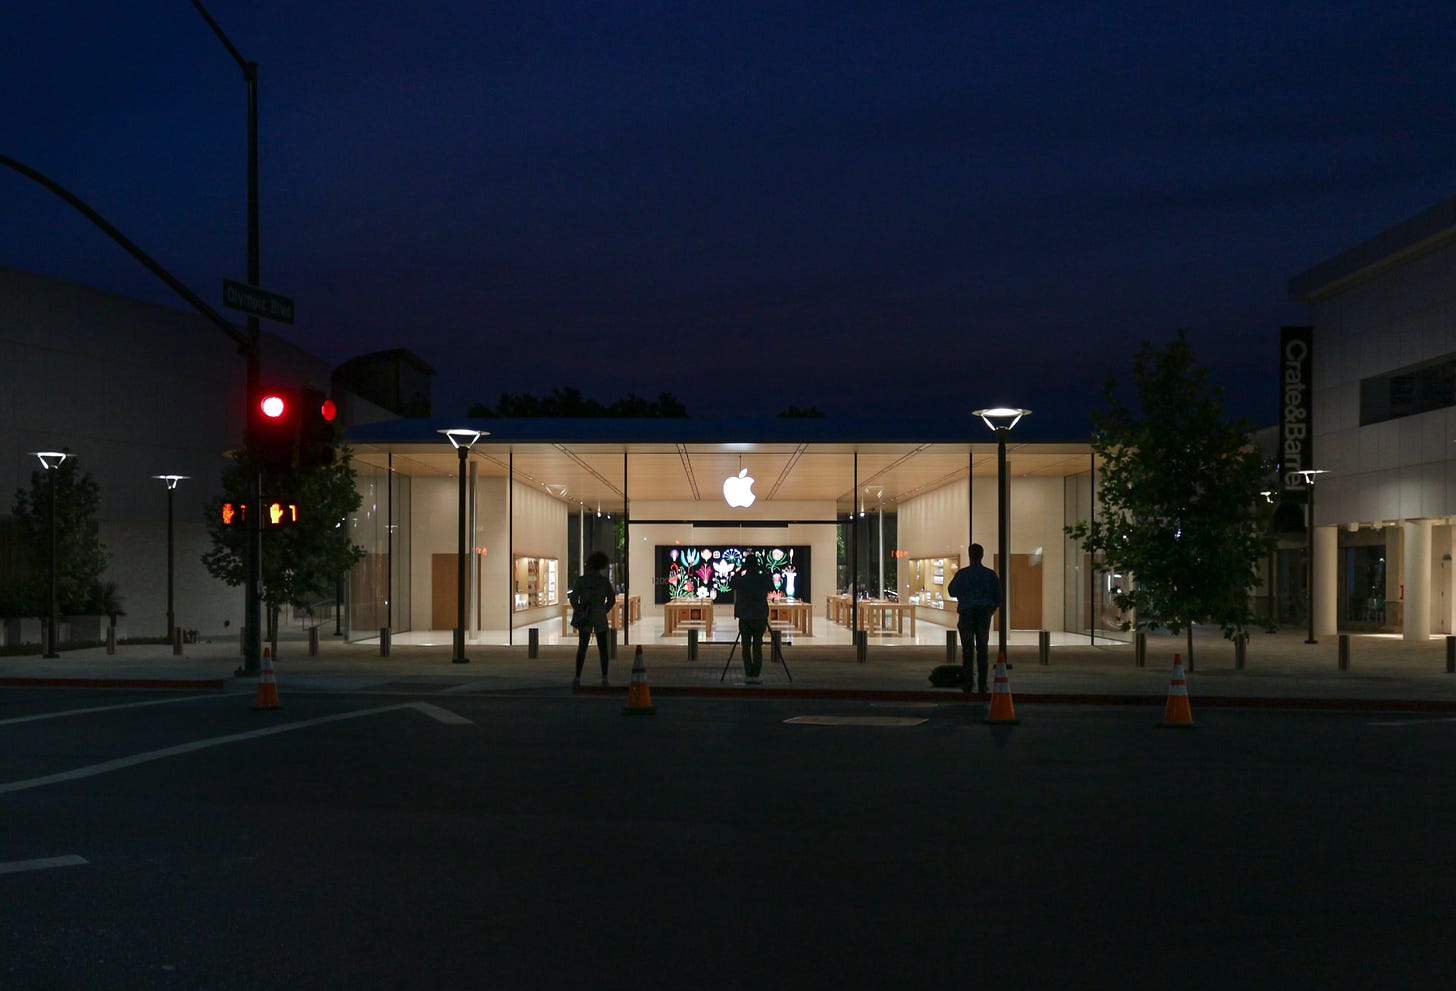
[223,279,294,324]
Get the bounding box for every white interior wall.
[627,499,837,622]
[900,475,1068,631]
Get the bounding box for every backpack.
[928,664,964,688]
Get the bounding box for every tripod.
[720,625,793,683]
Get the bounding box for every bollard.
[240,627,247,657]
[946,629,958,666]
[687,627,698,661]
[1339,633,1350,671]
[106,624,116,655]
[172,626,183,656]
[308,626,319,657]
[1038,629,1050,666]
[528,627,539,658]
[1448,635,1455,674]
[855,628,868,664]
[379,627,391,656]
[1135,631,1146,668]
[1234,632,1247,670]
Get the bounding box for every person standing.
[947,543,1000,694]
[731,554,775,684]
[569,551,616,687]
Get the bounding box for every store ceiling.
[351,441,1096,512]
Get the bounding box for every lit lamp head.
[1295,469,1327,486]
[34,451,69,470]
[438,428,487,452]
[972,407,1031,432]
[153,474,190,490]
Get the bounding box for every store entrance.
[431,553,459,630]
[995,553,1043,632]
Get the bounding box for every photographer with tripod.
[731,554,775,685]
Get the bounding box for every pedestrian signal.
[220,501,297,527]
[221,501,246,526]
[267,502,298,527]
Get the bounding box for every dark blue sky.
[5,2,1455,434]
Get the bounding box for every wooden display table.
[855,599,916,636]
[767,599,814,637]
[559,594,642,635]
[664,599,715,637]
[825,593,851,625]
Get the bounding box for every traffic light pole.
[194,1,264,675]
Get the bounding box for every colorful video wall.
[654,545,810,605]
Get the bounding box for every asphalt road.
[2,688,1454,990]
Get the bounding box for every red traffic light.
[319,398,337,422]
[259,394,288,419]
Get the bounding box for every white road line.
[0,855,88,875]
[0,702,470,796]
[0,693,234,727]
[1369,716,1456,727]
[410,702,474,724]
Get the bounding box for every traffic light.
[297,386,339,469]
[249,387,300,470]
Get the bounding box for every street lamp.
[33,451,69,658]
[153,475,190,651]
[973,408,1030,661]
[1296,468,1327,644]
[439,429,487,663]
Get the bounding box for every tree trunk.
[1186,625,1194,672]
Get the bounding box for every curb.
[0,676,229,691]
[573,685,1456,712]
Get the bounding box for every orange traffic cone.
[1158,653,1195,728]
[981,651,1019,724]
[252,646,282,710]
[622,646,656,716]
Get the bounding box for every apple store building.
[340,416,1109,650]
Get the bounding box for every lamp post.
[439,429,487,663]
[152,475,189,649]
[34,452,69,658]
[1296,468,1327,644]
[973,408,1030,661]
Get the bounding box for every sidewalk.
[3,629,1455,710]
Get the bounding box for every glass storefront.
[341,435,1102,647]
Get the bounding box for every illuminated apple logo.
[722,467,757,508]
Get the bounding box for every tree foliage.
[1065,331,1273,655]
[467,387,688,418]
[8,455,116,616]
[202,450,364,613]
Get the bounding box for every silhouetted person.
[569,551,616,686]
[731,555,775,684]
[947,542,1000,694]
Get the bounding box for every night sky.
[5,2,1455,435]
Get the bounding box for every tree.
[467,387,688,418]
[9,455,116,616]
[1064,330,1273,665]
[202,448,364,624]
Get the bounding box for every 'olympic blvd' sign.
[223,279,294,325]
